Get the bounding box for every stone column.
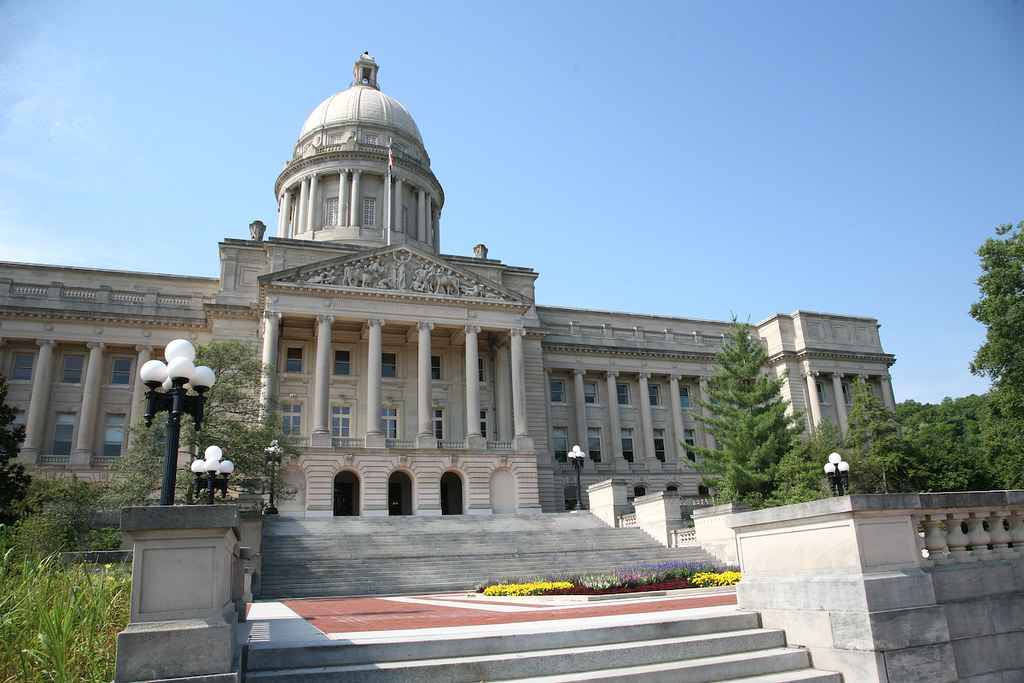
[259,311,281,411]
[426,195,434,248]
[130,345,153,426]
[572,369,588,455]
[510,328,531,449]
[638,372,655,465]
[803,364,823,431]
[417,188,426,241]
[338,170,348,226]
[311,315,334,444]
[365,319,384,445]
[295,176,309,236]
[349,170,362,226]
[669,374,686,461]
[495,342,511,442]
[698,377,717,450]
[306,173,319,233]
[881,374,897,411]
[605,371,623,461]
[277,189,292,238]
[393,176,403,233]
[832,372,849,434]
[21,339,54,464]
[416,322,435,447]
[464,325,483,447]
[72,341,105,467]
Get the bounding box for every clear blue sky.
[1,0,1021,404]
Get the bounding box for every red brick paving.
[282,591,738,634]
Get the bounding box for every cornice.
[260,281,531,314]
[274,149,444,202]
[768,348,897,367]
[541,341,717,363]
[0,309,208,330]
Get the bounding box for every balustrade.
[914,503,1024,566]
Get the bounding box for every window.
[381,407,398,438]
[698,485,710,496]
[11,353,34,381]
[616,383,629,405]
[621,428,634,462]
[110,358,132,385]
[587,427,601,462]
[430,355,441,380]
[653,428,666,462]
[648,384,662,406]
[285,347,303,373]
[363,197,376,226]
[684,429,696,462]
[666,485,679,494]
[480,409,488,437]
[331,405,350,438]
[679,386,691,408]
[634,485,647,498]
[816,381,826,404]
[401,206,408,232]
[333,350,350,375]
[553,426,568,462]
[550,380,565,403]
[52,413,76,455]
[103,415,125,457]
[842,382,852,405]
[364,134,378,145]
[381,352,397,377]
[282,404,301,436]
[62,356,84,383]
[432,409,444,439]
[583,382,598,404]
[478,357,485,382]
[326,198,339,226]
[563,486,578,511]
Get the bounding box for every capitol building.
[0,54,896,516]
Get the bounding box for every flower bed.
[476,561,740,596]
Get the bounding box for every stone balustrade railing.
[913,491,1024,565]
[670,528,697,547]
[618,513,637,527]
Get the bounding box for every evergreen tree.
[688,319,804,507]
[846,380,917,493]
[898,395,995,492]
[0,374,31,525]
[769,418,845,506]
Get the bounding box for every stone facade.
[0,54,896,515]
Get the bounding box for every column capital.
[833,371,845,379]
[573,368,586,377]
[36,339,55,348]
[464,325,481,335]
[639,371,651,380]
[263,310,282,322]
[669,373,683,382]
[417,321,435,331]
[135,344,153,354]
[316,314,335,325]
[605,370,618,379]
[87,341,105,351]
[699,375,710,385]
[509,327,527,338]
[367,318,386,328]
[857,373,870,381]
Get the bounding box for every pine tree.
[688,319,804,507]
[0,374,31,525]
[846,380,916,493]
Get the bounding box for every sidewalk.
[241,587,739,648]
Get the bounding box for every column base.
[115,615,238,682]
[513,435,535,451]
[416,433,439,449]
[310,431,332,447]
[365,433,386,449]
[70,449,92,468]
[465,434,487,450]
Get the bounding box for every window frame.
[381,406,398,439]
[331,404,351,438]
[679,386,691,408]
[11,352,34,381]
[52,413,76,455]
[285,347,303,374]
[621,428,634,462]
[653,428,666,462]
[616,383,630,405]
[62,355,84,384]
[583,381,598,404]
[110,358,133,386]
[648,384,662,407]
[549,380,565,404]
[381,352,397,378]
[432,408,444,439]
[333,349,351,376]
[552,426,568,462]
[103,414,126,457]
[363,197,376,226]
[587,426,602,462]
[282,403,302,436]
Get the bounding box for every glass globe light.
[219,460,234,475]
[191,365,216,390]
[204,445,223,461]
[166,356,195,382]
[164,339,196,363]
[191,459,207,474]
[828,452,842,465]
[824,463,836,474]
[162,377,174,391]
[140,359,169,385]
[838,461,850,472]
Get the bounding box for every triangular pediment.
[262,245,526,307]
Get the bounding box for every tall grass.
[0,527,131,683]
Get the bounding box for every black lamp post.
[265,440,283,515]
[824,452,850,496]
[191,445,234,504]
[139,339,217,506]
[568,444,585,511]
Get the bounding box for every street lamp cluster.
[191,445,234,504]
[824,452,851,496]
[568,444,585,511]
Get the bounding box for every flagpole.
[386,138,393,246]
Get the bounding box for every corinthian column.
[832,372,849,435]
[349,170,362,226]
[669,374,686,461]
[296,176,309,235]
[416,322,434,447]
[277,189,292,238]
[365,319,385,444]
[638,372,655,465]
[605,371,622,462]
[338,170,348,226]
[72,341,105,467]
[312,315,334,441]
[259,311,281,412]
[510,328,531,449]
[21,339,55,464]
[572,369,588,456]
[803,363,823,432]
[306,173,319,233]
[464,326,482,445]
[130,345,153,425]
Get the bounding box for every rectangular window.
[365,134,378,145]
[432,408,444,439]
[11,353,34,381]
[285,347,303,373]
[816,381,826,404]
[679,386,691,408]
[480,409,488,438]
[583,381,598,404]
[553,426,568,462]
[621,428,634,462]
[282,404,301,436]
[110,358,132,385]
[326,198,339,226]
[103,415,125,457]
[363,197,376,226]
[587,427,602,462]
[653,428,666,462]
[550,380,565,403]
[401,206,408,232]
[331,405,350,438]
[842,382,852,405]
[648,384,662,406]
[430,355,441,380]
[478,357,485,382]
[617,383,630,405]
[52,413,76,455]
[333,349,350,375]
[62,355,84,383]
[684,429,696,462]
[381,352,397,377]
[381,407,398,438]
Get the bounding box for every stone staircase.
[243,608,841,682]
[259,512,719,599]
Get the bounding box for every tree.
[898,395,995,492]
[768,418,845,507]
[969,220,1024,488]
[687,319,805,507]
[846,380,918,493]
[0,374,30,525]
[103,340,298,509]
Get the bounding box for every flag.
[388,142,394,180]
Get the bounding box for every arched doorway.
[333,471,360,516]
[388,471,413,516]
[440,471,464,515]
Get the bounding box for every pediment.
[262,245,526,306]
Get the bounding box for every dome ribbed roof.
[299,85,423,145]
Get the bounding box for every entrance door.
[440,471,464,515]
[333,471,360,516]
[388,471,413,515]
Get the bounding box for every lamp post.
[191,445,234,504]
[265,440,283,515]
[139,339,217,506]
[568,444,585,511]
[824,452,850,496]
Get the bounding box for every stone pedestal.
[587,479,630,528]
[633,491,683,546]
[114,505,245,683]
